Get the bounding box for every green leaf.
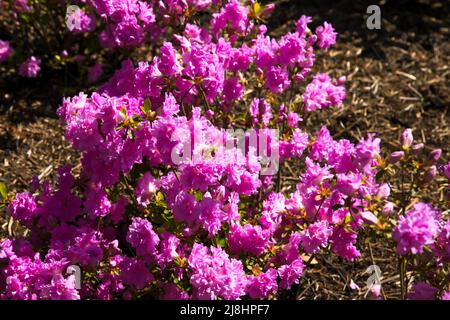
[120,106,128,120]
[194,191,203,202]
[344,214,353,224]
[20,14,30,23]
[155,191,165,204]
[331,203,342,211]
[140,98,151,115]
[253,1,262,14]
[0,182,7,200]
[375,170,385,181]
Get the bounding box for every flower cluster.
[18,56,41,78]
[0,0,218,84]
[66,7,96,34]
[0,40,13,63]
[393,203,440,255]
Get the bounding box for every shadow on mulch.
[267,0,449,53]
[1,64,91,124]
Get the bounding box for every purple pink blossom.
[19,56,41,78]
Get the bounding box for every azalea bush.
[1,0,98,83]
[0,0,221,84]
[0,0,449,300]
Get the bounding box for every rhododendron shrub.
[1,0,449,300]
[0,0,227,83]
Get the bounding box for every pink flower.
[315,22,337,49]
[188,244,248,300]
[14,0,32,13]
[223,77,244,102]
[441,162,450,179]
[247,269,278,299]
[19,56,41,78]
[265,66,290,93]
[7,192,37,225]
[0,40,14,63]
[135,172,159,207]
[211,0,249,36]
[84,187,111,218]
[159,42,182,77]
[381,202,395,216]
[119,258,153,289]
[428,149,442,163]
[400,129,414,147]
[360,211,378,225]
[390,151,404,163]
[393,203,440,255]
[286,112,301,128]
[278,32,305,66]
[126,217,160,258]
[408,282,438,300]
[227,223,272,256]
[302,73,345,112]
[441,291,450,300]
[330,227,361,261]
[295,15,312,36]
[278,259,305,289]
[300,221,333,254]
[66,8,96,33]
[376,183,390,199]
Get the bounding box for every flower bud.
[258,25,267,35]
[349,279,360,290]
[307,34,317,46]
[205,110,214,119]
[358,186,370,199]
[361,211,378,225]
[390,151,404,164]
[442,163,450,179]
[423,165,437,183]
[182,227,194,237]
[382,202,395,216]
[400,129,413,148]
[428,149,442,164]
[377,183,390,199]
[261,3,276,17]
[411,143,424,155]
[337,76,346,85]
[293,73,304,82]
[255,67,263,76]
[215,185,226,201]
[287,112,300,128]
[369,284,382,300]
[30,176,40,193]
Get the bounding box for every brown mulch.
[0,116,80,190]
[0,0,449,299]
